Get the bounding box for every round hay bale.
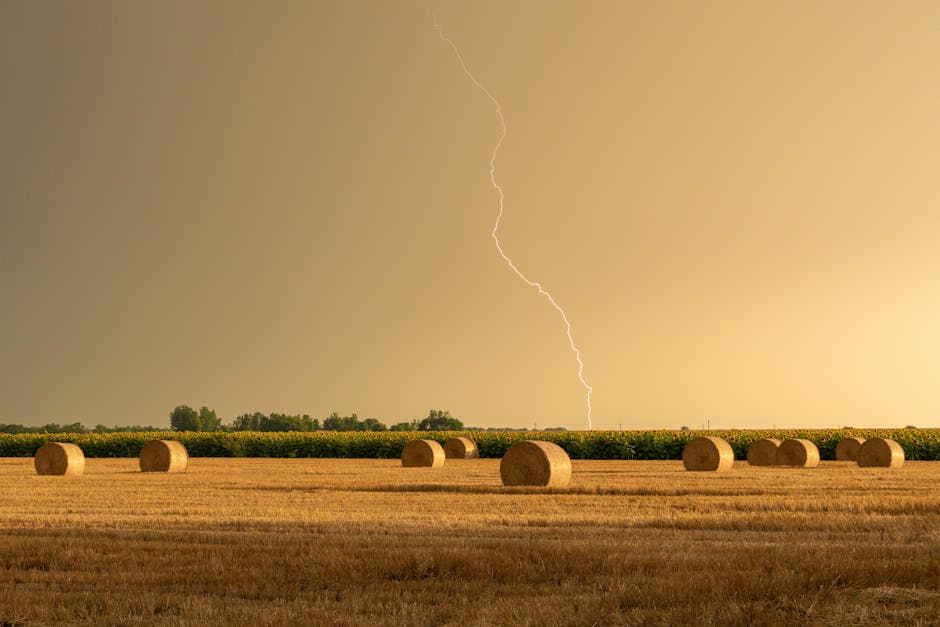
[746,438,781,466]
[443,437,479,459]
[401,439,445,468]
[835,437,865,461]
[775,438,820,467]
[34,442,85,476]
[139,440,188,473]
[682,436,734,472]
[500,440,571,487]
[857,438,904,468]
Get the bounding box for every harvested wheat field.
[2,458,940,625]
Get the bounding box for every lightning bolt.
[430,13,594,430]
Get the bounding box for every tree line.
[0,407,573,434]
[0,422,163,434]
[0,407,465,434]
[198,407,465,433]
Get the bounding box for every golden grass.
[1,458,939,625]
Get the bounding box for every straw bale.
[139,439,189,473]
[682,436,734,472]
[746,438,781,466]
[775,438,820,467]
[34,442,85,476]
[835,437,865,461]
[500,440,571,487]
[857,438,904,468]
[401,439,445,468]
[443,437,479,459]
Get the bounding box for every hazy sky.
[2,1,939,430]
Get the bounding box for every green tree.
[170,405,201,431]
[322,412,357,431]
[320,412,388,432]
[322,412,346,431]
[417,409,463,431]
[231,412,264,431]
[264,413,307,432]
[198,406,220,431]
[229,412,321,432]
[362,418,387,432]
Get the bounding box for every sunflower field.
[2,428,940,460]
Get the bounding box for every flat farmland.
[1,458,939,625]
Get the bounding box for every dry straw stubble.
[139,440,189,473]
[500,440,571,487]
[34,442,85,476]
[835,437,865,461]
[776,439,820,467]
[857,438,905,468]
[746,438,781,466]
[682,436,734,472]
[401,439,445,468]
[7,457,940,625]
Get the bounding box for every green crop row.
[2,429,940,460]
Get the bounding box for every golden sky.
[2,1,939,429]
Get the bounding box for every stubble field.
[1,458,939,625]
